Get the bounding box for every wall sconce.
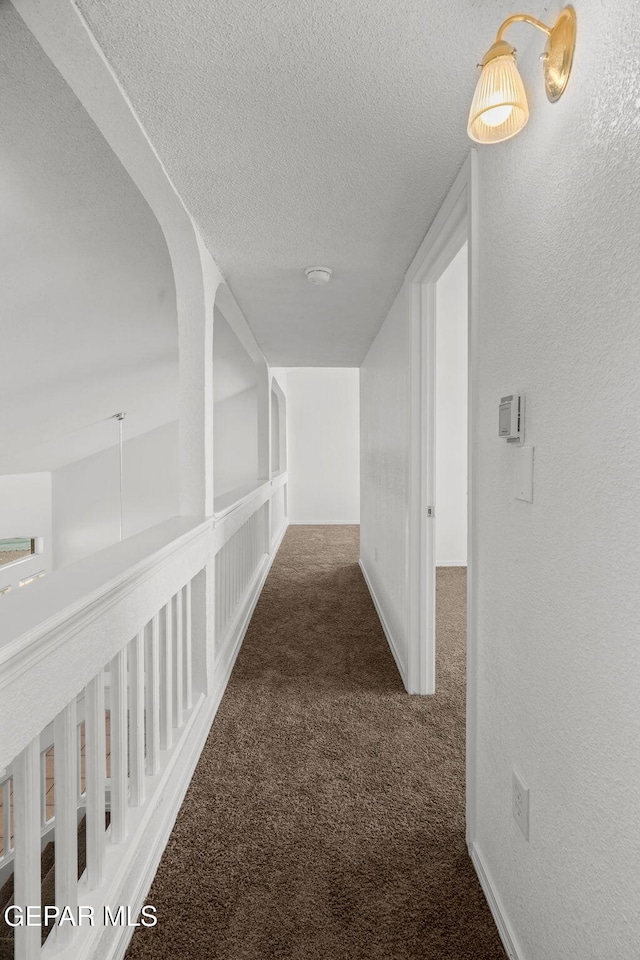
[467,6,576,144]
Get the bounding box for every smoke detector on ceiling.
[304,266,333,285]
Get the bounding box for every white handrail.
[0,518,211,680]
[0,517,211,774]
[0,473,288,960]
[213,473,287,525]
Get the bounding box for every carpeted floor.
[126,525,504,960]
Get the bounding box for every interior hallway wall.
[287,368,359,524]
[361,2,640,956]
[435,242,468,566]
[359,296,411,676]
[213,304,264,505]
[214,387,259,500]
[0,473,52,590]
[469,3,640,953]
[52,421,178,568]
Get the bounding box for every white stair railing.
[0,473,288,960]
[215,501,269,651]
[1,770,14,865]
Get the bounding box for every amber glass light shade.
[467,50,529,144]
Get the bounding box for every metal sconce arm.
[494,6,576,103]
[496,13,552,41]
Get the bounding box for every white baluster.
[235,533,239,607]
[231,537,235,616]
[145,615,161,775]
[244,520,248,584]
[263,503,268,553]
[263,502,267,552]
[252,515,256,572]
[2,778,10,855]
[240,526,244,594]
[231,535,236,612]
[253,514,257,569]
[40,750,47,828]
[226,540,232,620]
[215,554,221,642]
[54,701,78,946]
[226,541,230,626]
[13,737,41,960]
[184,581,193,710]
[219,546,226,636]
[243,522,248,591]
[173,590,184,729]
[77,723,85,799]
[227,540,232,627]
[85,673,106,889]
[229,538,234,618]
[128,632,145,806]
[109,649,128,844]
[231,535,236,610]
[230,538,234,618]
[160,603,173,750]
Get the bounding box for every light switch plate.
[515,445,534,503]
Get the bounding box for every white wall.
[435,242,468,565]
[360,3,640,956]
[270,372,288,477]
[0,473,52,591]
[360,296,411,675]
[470,6,640,954]
[0,4,178,478]
[270,388,281,474]
[287,368,359,524]
[52,421,178,568]
[213,304,265,505]
[213,387,259,500]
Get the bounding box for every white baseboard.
[469,841,524,960]
[74,523,289,960]
[358,559,407,687]
[436,561,467,567]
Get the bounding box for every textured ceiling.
[0,3,177,473]
[75,0,526,366]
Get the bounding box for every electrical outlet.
[512,768,530,840]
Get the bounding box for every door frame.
[405,150,478,843]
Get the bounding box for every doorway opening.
[434,240,469,691]
[406,153,477,840]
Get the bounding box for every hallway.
[126,526,504,960]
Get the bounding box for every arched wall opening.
[213,287,269,512]
[0,2,184,573]
[12,0,224,525]
[270,378,287,476]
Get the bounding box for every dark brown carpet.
[126,525,504,960]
